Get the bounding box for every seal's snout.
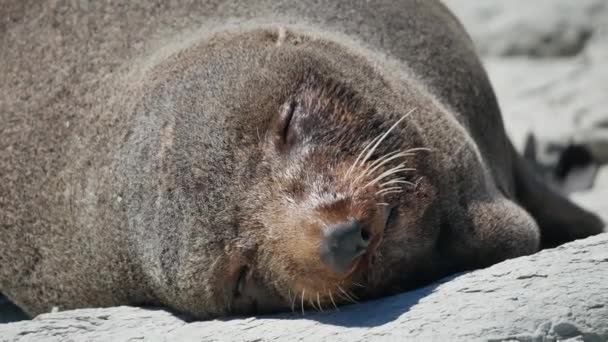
[320,219,370,274]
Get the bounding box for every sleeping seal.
[0,0,603,319]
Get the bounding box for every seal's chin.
[279,202,398,312]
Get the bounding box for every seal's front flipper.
[513,148,605,248]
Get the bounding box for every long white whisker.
[376,186,403,196]
[355,151,416,184]
[347,135,382,176]
[364,166,416,189]
[309,298,319,311]
[358,108,417,169]
[380,179,416,188]
[289,290,295,313]
[337,291,353,304]
[368,150,401,166]
[301,290,306,315]
[403,147,433,154]
[365,151,416,176]
[317,293,323,312]
[328,291,339,311]
[338,286,358,304]
[378,190,404,197]
[353,150,400,181]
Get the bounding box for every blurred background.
[445,0,608,222]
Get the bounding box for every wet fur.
[0,0,603,319]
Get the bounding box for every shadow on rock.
[0,294,29,324]
[221,274,460,328]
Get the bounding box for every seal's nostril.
[320,219,371,274]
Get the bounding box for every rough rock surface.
[445,0,608,223]
[2,0,608,341]
[446,0,608,58]
[1,233,607,341]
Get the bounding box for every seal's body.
[1,0,603,319]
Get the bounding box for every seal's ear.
[512,147,605,248]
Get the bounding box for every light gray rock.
[483,50,608,155]
[1,233,607,342]
[446,0,608,160]
[572,167,608,223]
[442,0,608,222]
[443,0,608,58]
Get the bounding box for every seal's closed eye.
[274,100,297,149]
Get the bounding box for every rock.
[443,0,608,58]
[441,0,608,222]
[571,167,608,223]
[573,128,608,165]
[445,0,608,157]
[482,47,608,152]
[1,234,607,342]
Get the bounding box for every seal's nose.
[320,219,370,274]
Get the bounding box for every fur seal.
[0,0,604,319]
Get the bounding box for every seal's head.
[238,74,439,315]
[122,24,539,319]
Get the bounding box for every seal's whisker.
[336,291,353,304]
[301,290,306,315]
[289,289,296,313]
[380,179,415,188]
[309,298,319,311]
[338,286,359,304]
[358,108,417,170]
[379,190,403,197]
[346,293,359,304]
[377,190,404,197]
[347,135,382,176]
[365,151,416,176]
[364,165,416,189]
[352,281,366,288]
[336,286,348,300]
[328,290,339,311]
[355,151,415,184]
[403,147,433,154]
[317,292,324,312]
[376,186,402,196]
[353,150,400,182]
[361,149,400,168]
[364,161,406,185]
[368,150,401,166]
[377,202,390,206]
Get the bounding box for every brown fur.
[0,0,603,319]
